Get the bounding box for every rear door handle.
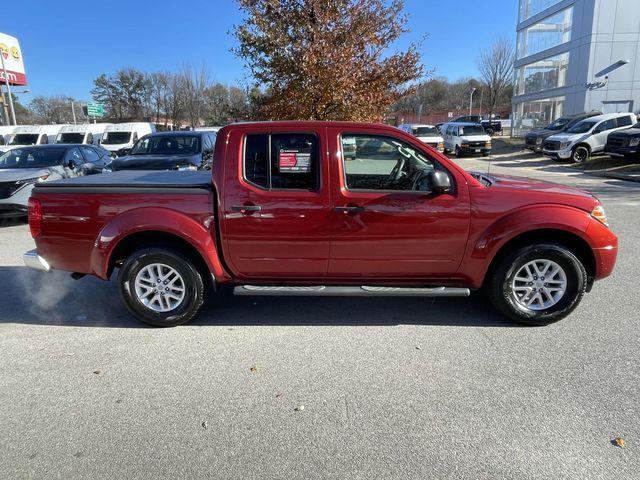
[334,205,365,214]
[231,205,262,214]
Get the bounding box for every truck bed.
[36,170,212,194]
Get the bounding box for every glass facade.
[513,96,565,136]
[519,0,563,22]
[515,52,569,95]
[517,7,573,58]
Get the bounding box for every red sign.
[279,151,298,169]
[0,32,28,86]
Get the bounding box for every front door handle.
[334,205,365,214]
[231,204,262,214]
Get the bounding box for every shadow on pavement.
[0,266,516,329]
[0,217,27,228]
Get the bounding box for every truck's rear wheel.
[118,247,204,327]
[486,243,587,326]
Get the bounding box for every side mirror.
[593,127,603,134]
[428,170,452,194]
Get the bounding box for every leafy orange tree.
[233,0,423,121]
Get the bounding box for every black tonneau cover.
[35,170,212,194]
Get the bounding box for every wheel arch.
[109,230,214,289]
[483,228,596,289]
[89,207,229,284]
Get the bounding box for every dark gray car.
[525,111,602,152]
[103,131,217,172]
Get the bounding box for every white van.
[0,126,16,147]
[441,122,492,157]
[101,122,156,156]
[55,123,113,145]
[398,124,444,152]
[0,125,67,152]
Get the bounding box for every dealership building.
[513,0,640,136]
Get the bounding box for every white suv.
[542,112,636,163]
[398,124,444,151]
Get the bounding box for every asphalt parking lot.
[1,154,639,479]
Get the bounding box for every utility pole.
[0,85,9,126]
[0,53,17,125]
[469,87,476,116]
[68,98,77,125]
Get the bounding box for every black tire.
[571,145,590,163]
[486,243,587,326]
[482,151,490,157]
[118,247,205,327]
[485,128,494,136]
[455,146,464,157]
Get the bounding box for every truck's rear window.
[244,133,319,191]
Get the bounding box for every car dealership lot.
[0,159,639,479]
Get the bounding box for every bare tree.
[477,37,515,119]
[166,73,185,129]
[181,64,210,128]
[28,95,77,124]
[147,72,170,125]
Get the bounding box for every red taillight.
[28,197,42,238]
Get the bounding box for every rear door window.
[616,116,633,127]
[244,133,319,191]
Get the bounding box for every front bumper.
[543,148,572,160]
[605,145,639,158]
[23,249,51,272]
[460,146,491,155]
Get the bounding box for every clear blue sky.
[6,0,517,102]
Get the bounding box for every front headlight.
[629,138,640,147]
[177,165,198,171]
[591,205,609,227]
[536,137,543,145]
[559,142,571,150]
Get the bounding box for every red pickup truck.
[24,121,617,327]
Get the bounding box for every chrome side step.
[234,285,470,297]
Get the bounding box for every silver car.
[0,144,109,218]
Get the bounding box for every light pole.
[0,52,17,125]
[68,97,77,125]
[469,87,477,116]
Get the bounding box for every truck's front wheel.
[118,247,204,327]
[486,243,587,326]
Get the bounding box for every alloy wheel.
[510,259,567,311]
[134,263,186,312]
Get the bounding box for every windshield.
[130,135,200,155]
[56,133,84,144]
[0,148,65,169]
[9,134,39,145]
[460,125,485,135]
[102,132,132,144]
[546,117,572,131]
[412,127,439,136]
[567,120,597,134]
